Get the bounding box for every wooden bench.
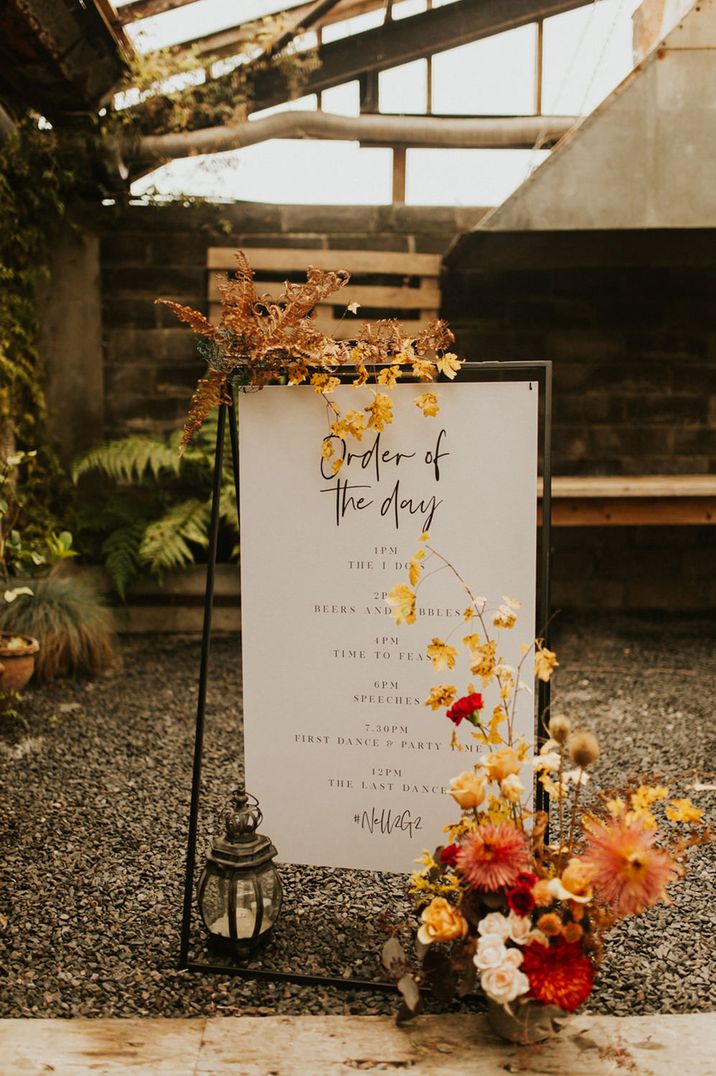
[539,475,716,526]
[207,246,442,339]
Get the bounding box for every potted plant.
[0,449,115,684]
[0,630,39,692]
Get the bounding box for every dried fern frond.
[218,251,261,332]
[357,318,404,355]
[181,368,232,453]
[158,249,460,448]
[155,299,217,340]
[276,267,350,324]
[415,318,455,354]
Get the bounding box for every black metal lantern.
[197,785,282,955]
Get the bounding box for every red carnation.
[439,844,460,867]
[522,940,595,1013]
[516,871,539,888]
[507,884,536,917]
[446,692,484,727]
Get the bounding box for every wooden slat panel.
[538,497,715,526]
[208,275,440,308]
[539,476,716,498]
[208,247,442,275]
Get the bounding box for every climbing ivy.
[0,117,85,538]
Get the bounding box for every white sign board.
[239,380,538,872]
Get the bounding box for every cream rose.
[417,897,468,946]
[474,935,508,970]
[500,773,524,803]
[503,947,524,968]
[478,747,521,783]
[530,751,561,772]
[449,770,486,810]
[507,912,532,945]
[477,912,510,939]
[480,965,530,1005]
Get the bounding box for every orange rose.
[549,857,594,904]
[417,897,469,946]
[449,771,486,810]
[532,879,554,907]
[479,747,521,783]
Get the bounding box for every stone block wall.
[99,202,486,439]
[442,227,716,612]
[442,229,716,477]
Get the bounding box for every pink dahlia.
[456,822,531,891]
[583,817,674,917]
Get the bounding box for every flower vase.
[487,998,571,1045]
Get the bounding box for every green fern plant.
[73,415,239,597]
[72,435,182,484]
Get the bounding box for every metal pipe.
[134,110,578,164]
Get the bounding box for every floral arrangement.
[156,250,460,453]
[382,536,710,1035]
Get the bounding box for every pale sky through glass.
[127,0,642,206]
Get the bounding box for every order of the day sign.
[239,380,538,873]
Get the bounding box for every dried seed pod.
[548,714,572,745]
[568,730,600,768]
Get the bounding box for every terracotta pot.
[487,998,571,1044]
[0,631,40,693]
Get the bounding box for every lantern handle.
[224,784,263,840]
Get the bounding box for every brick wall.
[442,228,716,477]
[100,202,486,438]
[442,228,716,612]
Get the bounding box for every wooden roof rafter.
[114,0,206,25]
[133,0,386,60]
[114,0,382,33]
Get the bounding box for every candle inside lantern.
[210,900,274,940]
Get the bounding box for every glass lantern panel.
[258,867,282,931]
[201,870,230,936]
[231,876,260,940]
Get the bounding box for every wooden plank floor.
[1,1012,715,1075]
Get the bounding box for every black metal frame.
[179,361,552,987]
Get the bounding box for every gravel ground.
[0,613,714,1020]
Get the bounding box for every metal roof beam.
[247,0,596,111]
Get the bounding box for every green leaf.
[397,974,421,1014]
[138,498,210,576]
[101,521,146,600]
[382,937,408,978]
[72,436,181,484]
